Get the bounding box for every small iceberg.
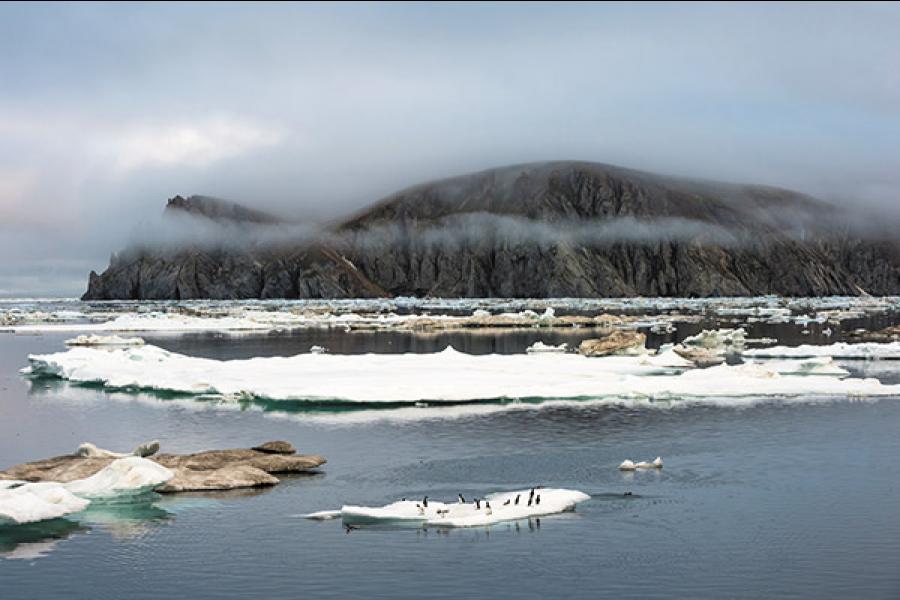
[309,345,328,355]
[309,488,590,528]
[0,481,90,526]
[526,341,568,354]
[619,457,663,471]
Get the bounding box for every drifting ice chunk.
[0,482,90,525]
[682,328,746,354]
[526,341,568,354]
[309,345,328,354]
[64,456,173,500]
[334,488,590,528]
[65,335,145,347]
[620,457,663,470]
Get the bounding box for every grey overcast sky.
[1,1,899,296]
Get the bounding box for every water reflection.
[0,518,88,561]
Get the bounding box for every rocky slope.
[82,162,900,299]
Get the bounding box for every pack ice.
[23,345,900,405]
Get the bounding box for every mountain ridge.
[82,161,900,299]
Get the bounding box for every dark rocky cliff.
[82,162,900,299]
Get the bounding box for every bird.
[422,496,428,508]
[535,495,541,505]
[416,503,424,516]
[485,501,492,515]
[458,494,465,503]
[503,499,511,506]
[527,496,533,507]
[514,494,521,505]
[475,498,481,510]
[344,524,358,534]
[624,491,632,496]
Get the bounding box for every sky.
[0,1,898,296]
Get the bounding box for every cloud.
[97,115,285,172]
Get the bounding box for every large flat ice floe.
[0,482,90,526]
[743,342,900,360]
[310,488,590,528]
[23,345,900,404]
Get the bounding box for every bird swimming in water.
[514,494,520,505]
[485,501,492,515]
[344,524,358,534]
[458,494,465,504]
[624,491,632,497]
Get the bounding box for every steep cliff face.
[82,163,900,299]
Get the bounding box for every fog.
[1,2,898,296]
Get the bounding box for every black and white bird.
[485,501,492,516]
[475,498,481,510]
[422,496,428,508]
[535,495,541,505]
[514,494,521,505]
[458,494,466,504]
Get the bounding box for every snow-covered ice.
[326,488,590,528]
[526,341,568,353]
[65,334,145,347]
[23,344,900,405]
[0,482,90,525]
[64,457,173,500]
[743,342,900,360]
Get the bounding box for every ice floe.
[0,482,90,525]
[742,342,900,360]
[63,457,173,500]
[65,334,145,347]
[682,328,746,354]
[23,344,900,405]
[526,341,568,354]
[314,488,590,528]
[618,457,663,471]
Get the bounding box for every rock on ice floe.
[742,342,900,360]
[2,441,325,494]
[63,457,173,499]
[23,344,900,405]
[310,488,590,528]
[578,331,647,357]
[65,334,145,347]
[526,341,568,354]
[0,482,91,525]
[618,457,663,471]
[672,346,725,367]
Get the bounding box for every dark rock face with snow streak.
[82,162,900,299]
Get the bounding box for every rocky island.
[82,161,900,299]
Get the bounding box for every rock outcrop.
[578,330,647,356]
[83,162,900,299]
[1,441,325,493]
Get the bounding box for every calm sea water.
[2,323,900,599]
